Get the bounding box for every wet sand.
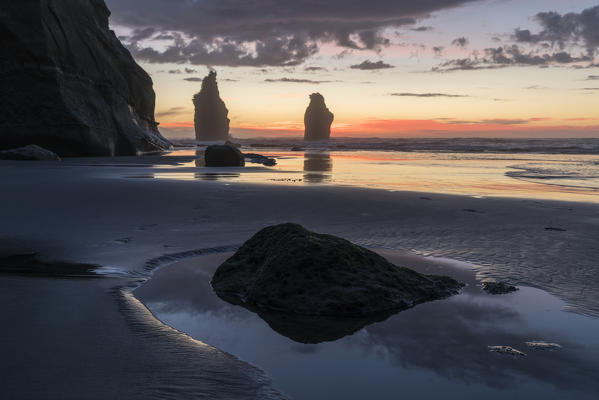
[1,153,599,398]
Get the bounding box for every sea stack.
[304,93,334,141]
[0,0,171,157]
[193,71,230,141]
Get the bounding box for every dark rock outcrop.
[193,71,230,141]
[0,145,60,161]
[0,0,171,157]
[212,223,463,317]
[204,144,245,167]
[304,93,334,141]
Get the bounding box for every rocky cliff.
[0,0,171,156]
[193,71,230,141]
[304,93,334,141]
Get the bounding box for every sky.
[105,0,599,139]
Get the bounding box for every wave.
[174,137,599,155]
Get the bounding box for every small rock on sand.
[0,145,60,161]
[525,341,562,350]
[488,346,527,357]
[482,280,518,295]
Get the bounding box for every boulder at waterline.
[204,145,245,167]
[211,223,463,317]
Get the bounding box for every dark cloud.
[435,6,598,72]
[304,66,327,72]
[350,60,394,70]
[106,0,479,66]
[411,26,434,32]
[433,46,444,56]
[185,68,197,74]
[452,37,469,48]
[183,77,203,82]
[513,6,599,56]
[434,44,592,72]
[391,92,469,97]
[264,78,336,84]
[586,75,599,80]
[168,69,182,74]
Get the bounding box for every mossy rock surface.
[211,223,463,317]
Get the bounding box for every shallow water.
[145,147,599,203]
[135,251,599,400]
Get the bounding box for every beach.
[1,142,599,398]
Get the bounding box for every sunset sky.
[105,0,599,139]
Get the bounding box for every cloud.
[304,66,327,72]
[587,75,599,80]
[452,37,469,48]
[350,60,394,70]
[390,93,469,97]
[433,46,444,56]
[264,78,336,84]
[156,107,189,118]
[435,5,599,72]
[106,0,480,67]
[183,77,203,82]
[434,44,592,72]
[411,26,434,32]
[513,6,599,56]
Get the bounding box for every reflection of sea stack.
[193,71,230,141]
[304,93,334,141]
[0,0,171,156]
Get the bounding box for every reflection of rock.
[482,281,518,295]
[0,145,60,161]
[0,0,171,156]
[193,71,230,141]
[304,152,332,183]
[212,223,463,317]
[304,93,334,141]
[0,253,98,276]
[253,309,395,344]
[204,145,244,167]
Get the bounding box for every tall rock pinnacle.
[304,93,334,141]
[193,71,230,141]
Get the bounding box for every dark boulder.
[204,145,245,167]
[304,93,334,141]
[0,145,60,161]
[0,0,171,157]
[193,71,230,141]
[212,223,463,317]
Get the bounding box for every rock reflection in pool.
[134,252,599,400]
[304,152,332,183]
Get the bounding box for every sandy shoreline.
[1,155,599,397]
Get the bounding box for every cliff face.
[304,93,334,141]
[0,0,171,156]
[193,71,230,141]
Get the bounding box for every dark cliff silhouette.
[193,71,230,141]
[304,93,334,141]
[0,0,171,156]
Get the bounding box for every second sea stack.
[304,93,334,141]
[193,71,230,141]
[211,223,463,317]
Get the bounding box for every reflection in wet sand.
[303,152,333,183]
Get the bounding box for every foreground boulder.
[0,145,60,161]
[0,0,171,156]
[212,223,463,317]
[304,93,334,141]
[193,71,230,141]
[205,145,245,167]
